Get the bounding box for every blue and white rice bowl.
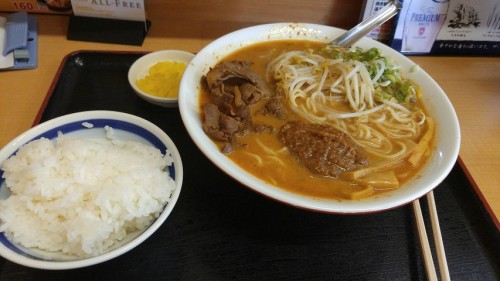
[178,23,460,214]
[0,111,183,269]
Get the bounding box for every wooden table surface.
[0,10,499,225]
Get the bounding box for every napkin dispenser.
[0,11,37,70]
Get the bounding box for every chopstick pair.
[412,191,450,281]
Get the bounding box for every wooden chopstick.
[413,199,438,281]
[426,191,451,281]
[412,191,450,281]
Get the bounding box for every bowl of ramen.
[178,23,460,214]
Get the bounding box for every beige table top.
[0,13,499,225]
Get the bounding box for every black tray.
[1,51,498,281]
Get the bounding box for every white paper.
[436,0,500,42]
[70,0,146,22]
[0,17,14,69]
[393,0,500,54]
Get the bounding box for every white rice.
[0,131,175,257]
[81,122,94,128]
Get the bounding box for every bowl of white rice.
[0,111,183,269]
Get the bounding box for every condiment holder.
[128,50,194,108]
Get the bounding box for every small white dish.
[0,111,183,269]
[128,50,195,108]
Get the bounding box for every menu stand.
[67,15,151,46]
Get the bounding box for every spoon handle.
[328,0,403,48]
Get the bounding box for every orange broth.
[199,40,434,200]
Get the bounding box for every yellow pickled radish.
[136,61,187,98]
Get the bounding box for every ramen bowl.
[178,23,460,214]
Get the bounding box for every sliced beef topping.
[261,96,287,120]
[202,61,272,154]
[205,61,271,103]
[202,103,231,142]
[204,61,271,113]
[279,121,368,178]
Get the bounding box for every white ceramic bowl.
[0,111,183,269]
[128,50,195,107]
[178,23,460,214]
